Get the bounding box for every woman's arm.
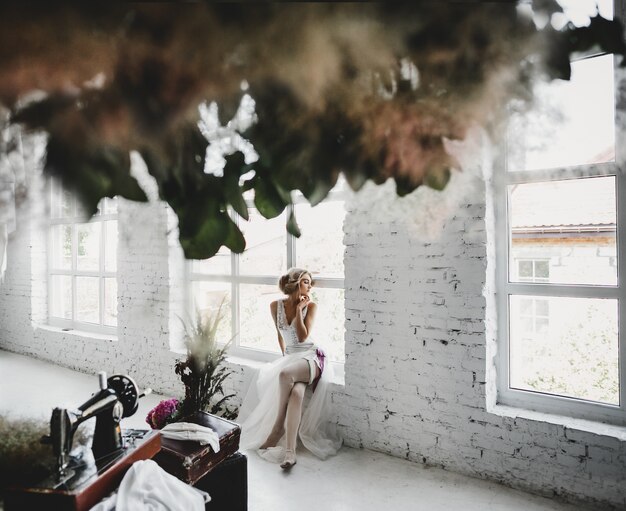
[270,301,286,355]
[294,299,316,342]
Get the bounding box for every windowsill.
[168,347,346,387]
[490,403,626,441]
[35,324,118,342]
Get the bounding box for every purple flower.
[146,398,180,429]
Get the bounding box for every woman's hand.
[296,294,310,311]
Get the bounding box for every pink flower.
[146,398,180,429]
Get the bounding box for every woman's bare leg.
[259,359,310,449]
[285,382,306,446]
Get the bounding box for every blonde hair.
[278,268,314,295]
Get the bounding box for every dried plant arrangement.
[0,415,89,490]
[175,302,238,421]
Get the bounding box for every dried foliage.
[0,415,89,489]
[0,2,624,258]
[175,304,238,420]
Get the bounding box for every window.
[48,180,118,334]
[516,259,550,283]
[496,0,624,424]
[187,186,346,365]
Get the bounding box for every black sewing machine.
[4,372,161,511]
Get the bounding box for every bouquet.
[145,398,180,430]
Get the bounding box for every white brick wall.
[1,134,625,509]
[338,161,626,509]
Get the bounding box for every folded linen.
[161,422,221,453]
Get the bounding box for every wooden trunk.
[153,412,241,485]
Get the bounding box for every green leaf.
[394,176,418,197]
[223,215,246,253]
[342,166,369,192]
[286,208,301,238]
[180,214,229,260]
[223,152,249,220]
[302,178,335,207]
[254,178,287,219]
[44,137,147,217]
[425,167,451,191]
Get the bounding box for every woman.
[237,268,342,469]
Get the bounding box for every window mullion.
[495,145,511,401]
[100,220,105,326]
[617,155,626,412]
[71,219,77,324]
[232,211,240,350]
[505,164,617,186]
[504,282,620,299]
[47,215,53,323]
[287,204,295,269]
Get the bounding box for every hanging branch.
[1,3,624,259]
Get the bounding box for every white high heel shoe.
[280,449,297,470]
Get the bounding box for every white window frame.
[186,188,346,373]
[48,180,118,335]
[495,5,626,426]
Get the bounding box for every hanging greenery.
[0,2,623,259]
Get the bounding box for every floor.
[0,350,598,511]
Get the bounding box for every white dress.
[236,300,342,462]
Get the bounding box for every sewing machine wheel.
[107,374,139,418]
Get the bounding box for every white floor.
[0,351,598,511]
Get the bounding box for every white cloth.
[236,300,342,462]
[89,459,209,511]
[161,422,221,453]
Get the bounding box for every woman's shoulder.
[269,299,283,312]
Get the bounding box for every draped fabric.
[89,459,209,511]
[236,351,342,462]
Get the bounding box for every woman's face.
[297,274,312,297]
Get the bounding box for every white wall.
[1,132,625,509]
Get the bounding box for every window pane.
[104,221,117,273]
[295,201,345,278]
[76,277,99,324]
[509,177,616,286]
[535,260,549,280]
[50,275,72,319]
[239,284,284,354]
[190,281,232,345]
[519,298,533,316]
[308,287,345,363]
[50,225,72,270]
[556,0,613,27]
[535,300,549,317]
[507,54,614,172]
[104,278,117,326]
[239,210,286,276]
[509,295,618,405]
[51,187,73,218]
[192,246,231,275]
[100,198,117,215]
[76,223,100,271]
[518,261,532,279]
